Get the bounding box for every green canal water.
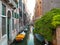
[11,26,41,45]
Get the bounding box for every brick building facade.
[34,0,42,20]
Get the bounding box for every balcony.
[8,0,17,9]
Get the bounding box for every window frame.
[1,4,7,36]
[2,17,6,36]
[2,4,6,16]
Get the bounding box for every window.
[14,13,16,18]
[19,11,22,17]
[2,4,6,15]
[12,11,15,17]
[12,19,14,30]
[16,13,19,19]
[2,17,6,36]
[14,23,17,30]
[39,1,41,4]
[17,3,18,8]
[12,11,14,30]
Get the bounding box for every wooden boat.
[15,31,26,41]
[35,34,49,45]
[35,34,45,42]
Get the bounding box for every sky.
[26,0,36,21]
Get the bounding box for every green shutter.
[12,11,15,18]
[13,13,19,19]
[15,13,16,18]
[17,13,19,19]
[2,4,6,15]
[16,14,18,19]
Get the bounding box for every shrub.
[34,8,60,41]
[52,15,60,28]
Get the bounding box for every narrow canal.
[11,26,41,45]
[27,26,34,45]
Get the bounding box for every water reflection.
[27,26,34,45]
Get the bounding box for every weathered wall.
[56,26,60,45]
[34,0,42,20]
[42,0,60,15]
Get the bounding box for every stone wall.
[56,26,60,45]
[42,0,60,15]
